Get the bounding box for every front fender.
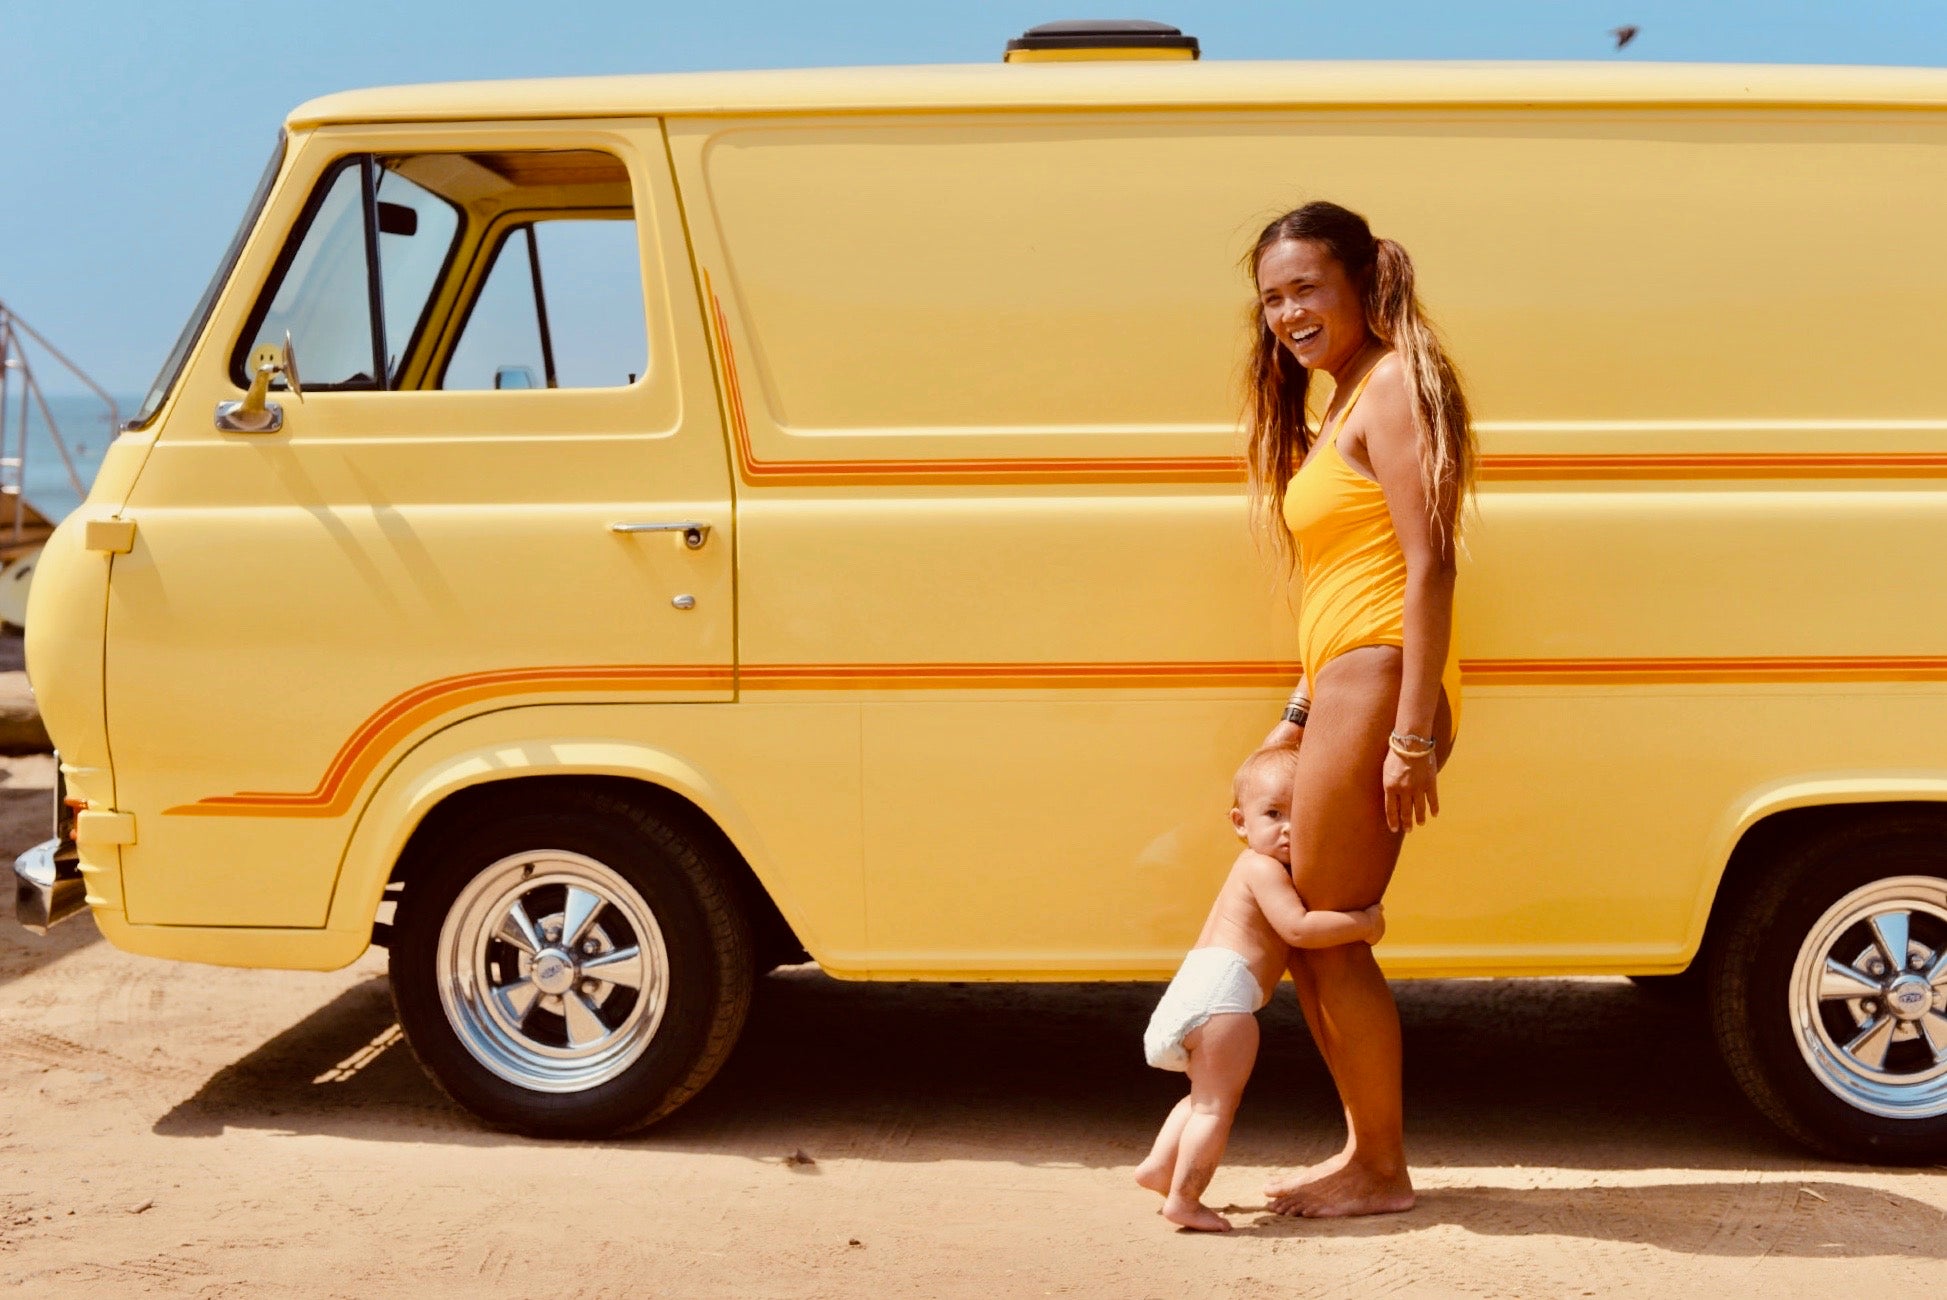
[322,703,854,966]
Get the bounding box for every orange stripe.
[171,654,1947,818]
[1467,655,1947,685]
[1480,453,1947,482]
[169,665,734,818]
[742,661,1294,692]
[701,276,1947,486]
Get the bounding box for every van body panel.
[90,907,369,971]
[44,68,1947,984]
[102,122,736,928]
[662,104,1947,972]
[21,514,123,912]
[324,703,864,965]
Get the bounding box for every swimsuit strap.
[1318,359,1385,453]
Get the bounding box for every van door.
[671,114,1293,976]
[105,125,732,928]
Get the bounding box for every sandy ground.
[1,753,1943,1297]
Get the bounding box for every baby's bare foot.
[1161,1195,1232,1232]
[1133,1159,1173,1196]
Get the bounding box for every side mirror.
[494,365,538,390]
[215,331,304,433]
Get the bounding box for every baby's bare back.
[1191,853,1290,1001]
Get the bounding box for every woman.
[1245,201,1475,1218]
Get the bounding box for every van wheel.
[1709,817,1947,1163]
[390,790,752,1137]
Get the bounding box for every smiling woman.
[1241,200,1474,1218]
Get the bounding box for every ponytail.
[1365,236,1474,555]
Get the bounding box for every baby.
[1135,744,1385,1232]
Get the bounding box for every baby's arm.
[1243,856,1384,948]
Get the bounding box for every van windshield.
[129,135,287,429]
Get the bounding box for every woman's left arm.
[1361,364,1456,833]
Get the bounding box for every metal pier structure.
[0,301,115,624]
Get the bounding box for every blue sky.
[5,0,1945,395]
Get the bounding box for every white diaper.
[1142,946,1268,1072]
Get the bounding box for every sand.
[1,751,1942,1296]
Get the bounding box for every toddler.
[1135,744,1385,1231]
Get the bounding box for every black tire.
[1708,815,1947,1163]
[390,788,753,1138]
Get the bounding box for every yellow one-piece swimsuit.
[1281,364,1463,739]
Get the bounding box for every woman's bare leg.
[1266,950,1357,1191]
[1278,943,1413,1216]
[1262,645,1449,1217]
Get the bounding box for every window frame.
[131,133,287,429]
[433,206,640,394]
[228,153,465,393]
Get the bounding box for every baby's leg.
[1163,1013,1260,1233]
[1136,1096,1192,1195]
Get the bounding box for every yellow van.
[16,21,1947,1160]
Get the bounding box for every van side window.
[442,219,647,390]
[234,148,640,394]
[237,158,461,390]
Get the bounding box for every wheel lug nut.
[583,940,599,955]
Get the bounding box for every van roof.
[287,60,1947,129]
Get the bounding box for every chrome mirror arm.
[214,336,300,433]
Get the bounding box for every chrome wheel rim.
[1789,875,1947,1119]
[436,851,670,1094]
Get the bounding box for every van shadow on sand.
[152,969,1944,1258]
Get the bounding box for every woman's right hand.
[1363,902,1387,947]
[1262,719,1305,749]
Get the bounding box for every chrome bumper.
[15,755,84,934]
[15,837,84,934]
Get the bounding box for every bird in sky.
[1611,24,1640,50]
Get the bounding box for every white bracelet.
[1388,731,1437,760]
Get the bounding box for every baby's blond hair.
[1232,744,1301,805]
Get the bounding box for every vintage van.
[15,21,1947,1160]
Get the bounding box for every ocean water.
[0,391,133,522]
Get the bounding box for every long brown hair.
[1242,202,1475,568]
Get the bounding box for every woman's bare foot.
[1268,1160,1414,1218]
[1161,1195,1232,1232]
[1262,1145,1352,1201]
[1133,1158,1173,1196]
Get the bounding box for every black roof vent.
[1004,19,1200,63]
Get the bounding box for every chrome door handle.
[610,521,711,549]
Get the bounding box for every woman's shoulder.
[1364,351,1410,403]
[1353,351,1415,444]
